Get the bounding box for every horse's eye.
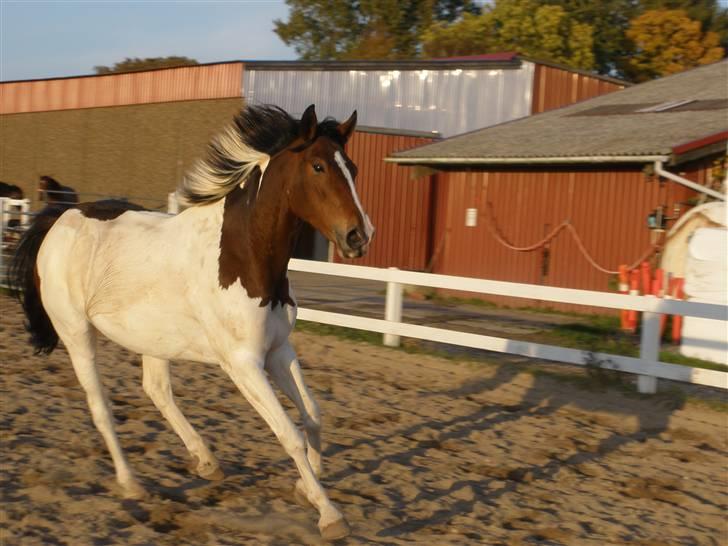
[313,163,325,173]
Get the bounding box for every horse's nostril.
[346,228,364,249]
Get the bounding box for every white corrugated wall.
[243,63,535,137]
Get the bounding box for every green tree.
[543,0,727,75]
[273,0,479,60]
[94,56,198,74]
[422,12,494,57]
[537,0,637,75]
[274,0,726,79]
[422,0,596,70]
[624,9,725,81]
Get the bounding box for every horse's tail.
[8,206,66,354]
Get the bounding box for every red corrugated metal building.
[388,61,727,311]
[1,57,626,273]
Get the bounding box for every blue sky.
[2,1,728,81]
[0,1,297,81]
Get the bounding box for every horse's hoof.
[121,481,147,500]
[199,465,225,481]
[189,455,224,481]
[319,517,350,541]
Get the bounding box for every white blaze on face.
[334,151,374,238]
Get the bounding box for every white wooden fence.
[288,259,728,394]
[0,198,32,287]
[3,197,726,394]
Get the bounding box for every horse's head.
[278,105,374,259]
[38,175,59,202]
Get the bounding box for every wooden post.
[383,267,403,347]
[638,297,660,394]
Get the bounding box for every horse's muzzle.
[338,225,373,259]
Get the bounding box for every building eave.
[385,155,671,166]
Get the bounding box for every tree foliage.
[422,13,493,57]
[274,0,727,80]
[94,56,199,74]
[488,0,595,70]
[423,1,595,70]
[273,0,479,60]
[624,9,724,81]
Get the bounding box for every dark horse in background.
[10,104,372,540]
[38,175,78,208]
[0,181,24,200]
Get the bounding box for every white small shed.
[680,225,728,365]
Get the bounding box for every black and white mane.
[179,104,345,206]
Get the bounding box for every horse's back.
[38,205,171,310]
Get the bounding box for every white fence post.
[638,299,660,394]
[383,267,403,347]
[167,192,180,215]
[19,199,30,226]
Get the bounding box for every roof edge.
[243,59,522,71]
[385,155,670,165]
[672,130,728,155]
[356,125,441,139]
[1,60,245,85]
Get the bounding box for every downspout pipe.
[654,160,726,201]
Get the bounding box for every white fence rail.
[3,197,726,394]
[288,259,728,394]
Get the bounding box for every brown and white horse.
[11,104,373,540]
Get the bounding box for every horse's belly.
[90,309,218,363]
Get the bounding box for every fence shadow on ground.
[320,362,684,540]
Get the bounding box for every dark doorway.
[293,222,329,261]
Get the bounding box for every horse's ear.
[337,110,357,143]
[300,104,318,142]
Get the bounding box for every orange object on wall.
[672,278,685,343]
[627,269,641,332]
[618,264,630,330]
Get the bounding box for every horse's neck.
[217,181,299,307]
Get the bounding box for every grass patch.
[659,351,728,372]
[295,320,495,365]
[295,321,382,345]
[297,315,724,373]
[295,318,727,408]
[524,315,639,358]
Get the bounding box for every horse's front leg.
[266,343,322,504]
[222,350,349,540]
[266,343,322,474]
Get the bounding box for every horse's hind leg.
[62,324,146,499]
[141,355,223,480]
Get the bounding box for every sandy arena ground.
[1,294,726,545]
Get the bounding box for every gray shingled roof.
[389,61,728,164]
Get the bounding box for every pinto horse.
[11,104,373,540]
